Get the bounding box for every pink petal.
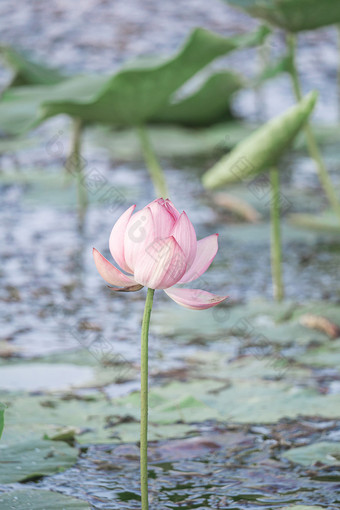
[163,199,180,222]
[179,234,219,284]
[134,236,187,289]
[93,248,138,289]
[148,198,181,221]
[164,287,228,310]
[170,212,197,269]
[148,200,176,238]
[109,205,136,274]
[124,207,155,271]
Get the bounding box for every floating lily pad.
[0,403,5,439]
[0,170,133,209]
[0,489,90,509]
[289,212,340,234]
[152,298,329,345]
[291,302,340,327]
[283,441,340,466]
[0,437,78,483]
[282,506,325,510]
[295,339,340,368]
[1,355,339,446]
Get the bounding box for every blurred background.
[0,1,340,509]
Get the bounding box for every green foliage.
[0,45,65,87]
[202,91,317,189]
[0,26,269,134]
[151,71,243,126]
[254,53,292,86]
[0,490,90,509]
[224,0,340,32]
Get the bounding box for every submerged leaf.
[202,91,317,189]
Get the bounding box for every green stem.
[67,117,88,222]
[137,125,168,198]
[255,37,270,121]
[270,167,284,302]
[337,25,340,122]
[287,33,340,224]
[140,288,155,510]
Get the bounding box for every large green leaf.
[0,26,269,135]
[0,490,91,509]
[224,0,340,32]
[202,91,317,189]
[150,71,243,126]
[254,53,292,86]
[0,45,65,87]
[0,75,109,134]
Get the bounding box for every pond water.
[0,1,340,509]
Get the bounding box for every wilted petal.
[93,248,137,288]
[164,287,228,310]
[148,200,176,238]
[109,283,143,292]
[171,212,197,269]
[124,207,155,271]
[134,236,187,289]
[109,204,136,273]
[179,234,218,283]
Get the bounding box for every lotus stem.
[137,125,168,198]
[286,33,340,225]
[255,37,270,121]
[67,117,88,223]
[337,25,340,121]
[270,167,284,301]
[140,287,154,510]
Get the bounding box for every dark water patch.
[10,421,336,509]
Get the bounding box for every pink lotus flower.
[93,198,228,310]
